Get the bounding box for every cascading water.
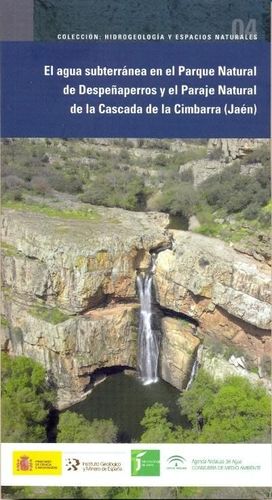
[185,359,198,391]
[137,255,159,385]
[185,344,203,390]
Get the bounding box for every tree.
[200,377,270,443]
[152,182,199,218]
[200,160,271,221]
[57,411,118,443]
[178,369,220,427]
[179,370,270,444]
[80,171,148,211]
[1,486,83,499]
[140,403,175,443]
[1,353,55,442]
[112,487,144,499]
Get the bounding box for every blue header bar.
[1,42,270,138]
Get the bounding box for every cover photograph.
[0,1,271,499]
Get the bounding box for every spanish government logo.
[13,451,62,475]
[131,450,160,476]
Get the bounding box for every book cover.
[1,1,271,499]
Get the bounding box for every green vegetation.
[137,370,270,445]
[80,170,149,210]
[194,146,270,240]
[1,241,20,257]
[140,403,175,443]
[199,160,270,219]
[2,199,99,221]
[198,377,270,443]
[1,314,9,327]
[2,140,270,249]
[29,303,70,324]
[1,139,206,213]
[1,355,271,499]
[149,182,198,217]
[178,370,270,443]
[1,353,55,442]
[2,353,269,447]
[3,484,271,499]
[57,411,118,443]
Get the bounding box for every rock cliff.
[160,317,200,390]
[1,206,271,405]
[3,299,139,409]
[179,139,269,187]
[1,207,169,406]
[154,230,271,367]
[2,207,169,313]
[207,138,268,161]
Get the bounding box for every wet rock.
[160,317,200,390]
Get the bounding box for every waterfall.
[137,255,159,385]
[185,345,203,390]
[185,359,198,391]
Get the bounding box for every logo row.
[14,450,187,477]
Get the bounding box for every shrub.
[200,162,271,218]
[243,202,261,220]
[48,173,83,193]
[153,181,199,218]
[140,403,175,443]
[2,175,26,190]
[81,171,147,210]
[119,149,130,161]
[179,167,194,183]
[178,369,219,426]
[208,147,222,160]
[242,144,270,166]
[2,188,23,201]
[1,353,55,442]
[57,412,118,443]
[200,377,270,443]
[30,176,51,195]
[179,370,270,443]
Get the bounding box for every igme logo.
[65,458,81,471]
[167,455,187,470]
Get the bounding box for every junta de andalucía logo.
[166,455,187,470]
[131,450,160,476]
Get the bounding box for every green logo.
[131,450,160,476]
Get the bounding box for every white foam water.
[137,258,159,384]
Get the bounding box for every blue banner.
[1,42,270,137]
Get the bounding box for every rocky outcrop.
[207,139,268,161]
[160,317,200,390]
[1,206,170,407]
[179,159,224,187]
[2,205,271,405]
[200,348,271,393]
[179,139,269,187]
[154,231,271,364]
[2,298,139,409]
[2,207,170,313]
